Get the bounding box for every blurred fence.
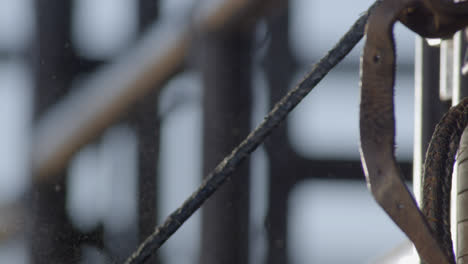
[2,0,467,263]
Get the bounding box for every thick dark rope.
[123,1,382,263]
[423,97,468,262]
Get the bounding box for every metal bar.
[263,3,297,263]
[413,37,448,205]
[199,27,253,264]
[133,1,160,263]
[440,39,454,101]
[414,36,448,264]
[31,1,104,263]
[32,0,282,181]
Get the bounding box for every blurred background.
[0,0,419,263]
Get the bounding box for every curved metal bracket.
[360,0,468,263]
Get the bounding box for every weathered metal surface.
[360,0,468,263]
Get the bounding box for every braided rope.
[423,97,468,262]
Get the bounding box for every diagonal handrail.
[32,0,282,181]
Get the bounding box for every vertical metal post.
[199,28,253,264]
[133,1,160,263]
[413,37,448,204]
[263,3,297,263]
[131,94,160,264]
[32,1,103,263]
[32,2,79,263]
[414,37,449,264]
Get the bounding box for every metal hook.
[360,0,468,263]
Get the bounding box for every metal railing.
[16,0,468,263]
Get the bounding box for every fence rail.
[22,0,468,263]
[32,0,282,181]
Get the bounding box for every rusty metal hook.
[360,0,468,263]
